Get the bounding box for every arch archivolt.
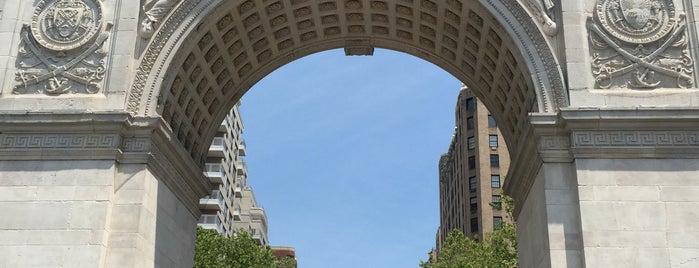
[127,0,567,164]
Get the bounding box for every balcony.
[238,139,247,156]
[199,190,224,210]
[236,160,247,175]
[203,163,223,184]
[234,184,242,198]
[251,229,266,245]
[250,207,266,219]
[198,214,221,232]
[208,137,225,157]
[233,206,241,220]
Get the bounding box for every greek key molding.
[539,135,571,150]
[573,130,699,147]
[121,138,152,152]
[0,134,120,149]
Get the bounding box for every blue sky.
[240,49,461,267]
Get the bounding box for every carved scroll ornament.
[140,0,182,39]
[526,0,558,36]
[588,0,694,89]
[14,0,112,95]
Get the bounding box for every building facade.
[437,86,511,250]
[271,246,298,268]
[197,102,269,246]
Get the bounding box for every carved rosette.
[588,0,694,89]
[14,0,111,95]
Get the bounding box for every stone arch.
[126,0,567,165]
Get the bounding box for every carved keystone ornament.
[14,0,111,95]
[588,0,694,89]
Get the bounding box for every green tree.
[421,196,517,268]
[194,227,295,268]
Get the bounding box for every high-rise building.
[436,85,511,251]
[197,101,269,246]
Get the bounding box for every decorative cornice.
[573,130,699,147]
[0,112,209,217]
[0,134,119,149]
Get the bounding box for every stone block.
[593,186,660,201]
[579,201,618,230]
[584,230,667,248]
[109,204,142,232]
[578,186,593,201]
[668,232,699,248]
[64,245,104,268]
[667,202,699,232]
[584,247,669,268]
[69,201,109,229]
[545,189,577,205]
[549,250,584,268]
[113,189,146,204]
[0,202,71,229]
[0,230,25,245]
[0,186,37,201]
[670,249,699,268]
[105,247,137,267]
[660,187,699,202]
[25,230,93,245]
[35,186,76,200]
[74,186,112,201]
[107,232,142,248]
[613,202,666,231]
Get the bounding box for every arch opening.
[128,0,565,170]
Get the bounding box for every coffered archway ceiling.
[128,0,566,164]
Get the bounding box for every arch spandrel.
[127,0,567,164]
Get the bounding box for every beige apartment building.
[436,86,511,250]
[197,102,269,246]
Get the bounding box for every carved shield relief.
[588,0,693,89]
[14,0,111,95]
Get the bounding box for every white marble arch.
[1,0,699,267]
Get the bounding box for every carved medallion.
[595,0,675,44]
[588,0,694,89]
[31,0,102,51]
[14,0,111,95]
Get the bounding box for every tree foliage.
[421,196,517,268]
[194,227,295,268]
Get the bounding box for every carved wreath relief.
[14,0,111,95]
[588,0,694,89]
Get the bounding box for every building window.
[466,98,475,111]
[491,175,501,188]
[494,216,503,230]
[490,154,499,167]
[488,114,497,127]
[467,136,476,150]
[469,177,477,192]
[467,117,474,130]
[470,217,479,233]
[492,195,502,210]
[489,135,498,148]
[468,156,476,169]
[470,197,478,213]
